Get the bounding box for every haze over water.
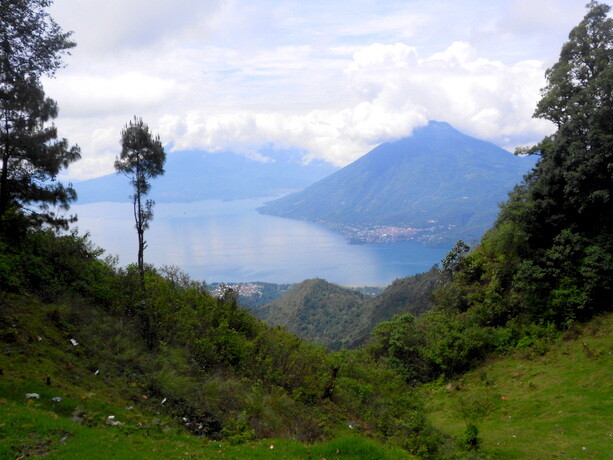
[72,197,450,286]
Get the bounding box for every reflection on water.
[71,198,450,286]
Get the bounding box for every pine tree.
[115,117,166,288]
[518,0,612,245]
[0,0,81,229]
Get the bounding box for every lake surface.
[71,198,450,286]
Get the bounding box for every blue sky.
[44,0,592,179]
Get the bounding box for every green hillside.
[256,268,444,350]
[353,266,445,346]
[1,263,610,458]
[0,230,443,458]
[255,279,369,350]
[423,313,612,458]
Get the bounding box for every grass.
[0,398,411,459]
[423,313,613,458]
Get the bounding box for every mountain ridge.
[254,278,368,350]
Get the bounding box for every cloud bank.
[155,41,553,167]
[44,0,585,179]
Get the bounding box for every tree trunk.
[134,155,145,291]
[0,151,9,220]
[136,198,145,291]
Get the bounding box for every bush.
[463,423,481,451]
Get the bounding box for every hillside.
[255,279,368,350]
[258,121,536,245]
[2,279,610,458]
[423,313,612,457]
[75,147,338,204]
[0,294,412,459]
[350,266,445,347]
[257,268,444,349]
[0,229,443,458]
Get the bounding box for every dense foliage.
[255,279,369,350]
[368,1,612,383]
[352,265,444,345]
[508,0,613,323]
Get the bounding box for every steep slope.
[423,313,612,458]
[258,122,536,245]
[75,147,338,204]
[255,279,368,350]
[365,266,443,323]
[0,229,441,456]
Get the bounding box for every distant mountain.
[74,146,338,204]
[258,121,536,245]
[256,268,444,350]
[254,278,368,350]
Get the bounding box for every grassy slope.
[1,276,610,458]
[423,313,613,458]
[0,397,410,460]
[1,299,610,458]
[0,294,412,459]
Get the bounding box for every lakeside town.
[323,222,457,245]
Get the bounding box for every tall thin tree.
[115,117,166,288]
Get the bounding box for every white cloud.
[45,72,180,117]
[44,0,586,179]
[152,40,553,168]
[157,103,428,167]
[345,41,554,148]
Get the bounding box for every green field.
[423,314,613,458]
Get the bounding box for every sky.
[44,0,591,180]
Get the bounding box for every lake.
[71,197,450,286]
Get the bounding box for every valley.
[1,1,611,458]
